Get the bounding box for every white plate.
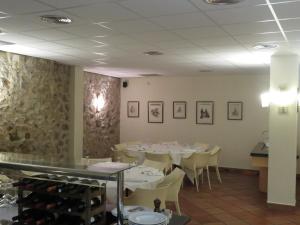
[128,212,167,225]
[111,206,152,219]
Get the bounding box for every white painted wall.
[120,74,270,170]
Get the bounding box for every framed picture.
[148,101,164,123]
[196,101,214,125]
[127,101,139,118]
[227,101,243,120]
[173,101,187,119]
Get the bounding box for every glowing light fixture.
[260,87,298,114]
[92,94,105,112]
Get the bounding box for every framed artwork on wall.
[196,101,214,125]
[127,101,139,118]
[227,101,243,120]
[148,101,164,123]
[173,101,187,119]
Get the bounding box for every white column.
[69,66,84,163]
[267,54,299,206]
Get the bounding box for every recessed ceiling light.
[203,0,244,5]
[199,69,213,73]
[253,43,279,50]
[40,15,72,24]
[144,51,163,56]
[139,73,162,77]
[0,40,14,46]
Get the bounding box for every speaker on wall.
[123,81,128,88]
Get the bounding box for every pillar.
[267,54,299,206]
[69,66,84,164]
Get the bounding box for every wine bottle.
[47,183,65,193]
[12,209,35,221]
[68,185,86,195]
[13,178,34,187]
[91,197,101,208]
[90,214,103,224]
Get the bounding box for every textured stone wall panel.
[83,72,120,158]
[0,51,71,161]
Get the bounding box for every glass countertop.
[0,152,132,181]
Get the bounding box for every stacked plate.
[128,212,168,225]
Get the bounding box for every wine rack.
[14,175,106,225]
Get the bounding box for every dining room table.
[125,142,209,165]
[93,164,165,205]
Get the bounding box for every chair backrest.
[184,152,210,170]
[157,168,185,201]
[114,143,127,151]
[119,150,137,163]
[193,142,210,150]
[124,185,169,209]
[145,152,171,162]
[125,141,141,146]
[208,146,221,166]
[143,159,165,172]
[145,152,172,172]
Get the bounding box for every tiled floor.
[169,171,300,225]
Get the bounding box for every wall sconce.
[92,94,105,113]
[260,87,297,114]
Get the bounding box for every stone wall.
[0,51,71,161]
[83,72,120,158]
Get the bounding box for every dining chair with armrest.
[145,152,172,174]
[124,185,169,209]
[181,152,211,191]
[143,159,165,172]
[207,146,222,183]
[157,168,185,215]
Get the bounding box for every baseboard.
[267,200,296,208]
[218,167,258,176]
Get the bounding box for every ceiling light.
[253,43,279,50]
[203,0,244,5]
[139,73,162,77]
[40,15,72,24]
[0,40,14,46]
[0,29,6,35]
[144,51,163,56]
[199,69,213,73]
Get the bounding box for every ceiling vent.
[40,15,72,24]
[203,0,244,5]
[0,40,15,46]
[253,43,279,50]
[144,51,163,56]
[139,73,162,77]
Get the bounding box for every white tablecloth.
[126,143,207,165]
[98,165,164,204]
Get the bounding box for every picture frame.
[173,101,187,119]
[127,101,139,118]
[227,101,243,120]
[148,101,164,123]
[196,101,214,125]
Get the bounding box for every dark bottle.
[12,209,35,221]
[91,197,101,208]
[47,183,65,193]
[13,178,34,187]
[90,214,103,224]
[68,185,86,195]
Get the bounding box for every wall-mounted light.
[260,87,297,114]
[92,94,105,113]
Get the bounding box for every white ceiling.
[0,0,299,77]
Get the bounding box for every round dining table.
[126,143,208,165]
[97,165,164,205]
